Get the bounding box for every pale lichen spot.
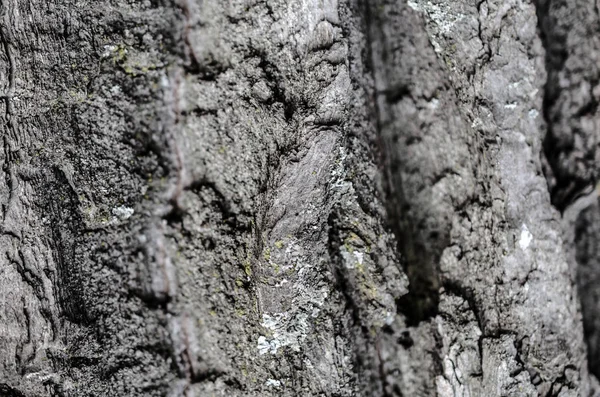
[385,311,394,325]
[101,45,117,58]
[265,379,282,388]
[519,224,533,250]
[353,251,364,265]
[257,336,270,355]
[261,313,279,330]
[112,205,134,220]
[405,0,465,52]
[407,0,420,11]
[257,335,281,355]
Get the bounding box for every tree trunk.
[1,0,599,396]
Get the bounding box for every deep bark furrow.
[574,199,600,380]
[535,0,600,211]
[535,0,600,386]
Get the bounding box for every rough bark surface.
[0,0,599,396]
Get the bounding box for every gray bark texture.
[1,0,599,396]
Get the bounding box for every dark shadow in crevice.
[393,221,443,326]
[535,0,600,380]
[361,0,447,327]
[535,0,598,212]
[0,384,25,397]
[574,199,600,379]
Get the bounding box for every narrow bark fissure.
[46,167,89,325]
[327,210,367,336]
[0,24,15,117]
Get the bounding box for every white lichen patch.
[101,45,118,58]
[470,117,482,128]
[406,0,465,54]
[340,246,366,270]
[385,311,395,325]
[275,278,289,287]
[265,379,282,388]
[519,224,533,250]
[330,145,350,191]
[262,313,281,330]
[257,335,281,355]
[255,236,329,357]
[407,0,420,11]
[24,371,58,383]
[340,249,356,269]
[112,205,134,220]
[257,312,311,355]
[353,251,364,265]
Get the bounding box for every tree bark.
[0,0,599,396]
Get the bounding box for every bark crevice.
[535,0,600,383]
